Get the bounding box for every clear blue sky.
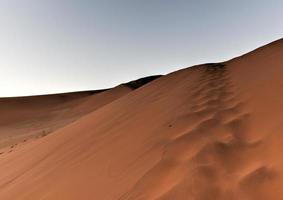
[1,0,283,97]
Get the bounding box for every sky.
[1,0,283,97]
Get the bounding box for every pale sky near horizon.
[1,0,283,97]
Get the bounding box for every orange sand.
[0,39,283,199]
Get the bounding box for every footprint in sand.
[120,63,258,200]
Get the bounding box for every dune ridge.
[0,39,283,199]
[0,76,160,152]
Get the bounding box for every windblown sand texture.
[0,39,283,199]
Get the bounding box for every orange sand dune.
[0,86,132,150]
[0,39,283,199]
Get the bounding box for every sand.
[0,39,283,199]
[0,86,132,150]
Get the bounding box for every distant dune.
[0,39,283,199]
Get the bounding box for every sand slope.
[0,86,132,151]
[0,39,283,199]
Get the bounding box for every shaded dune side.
[123,75,163,89]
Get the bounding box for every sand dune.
[0,86,130,150]
[0,39,283,199]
